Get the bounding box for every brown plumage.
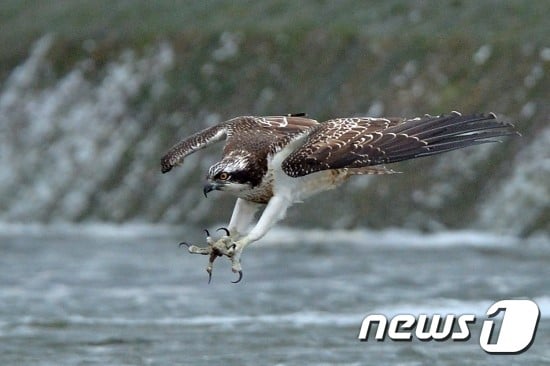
[161,115,318,174]
[281,111,517,177]
[160,111,518,283]
[162,111,517,181]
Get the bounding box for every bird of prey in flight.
[161,111,517,283]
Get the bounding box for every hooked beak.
[203,182,222,198]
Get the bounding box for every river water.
[1,224,549,365]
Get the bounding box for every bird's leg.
[183,198,260,253]
[179,198,271,283]
[180,229,235,283]
[226,198,264,240]
[225,196,292,282]
[180,229,232,254]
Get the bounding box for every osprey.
[161,111,517,283]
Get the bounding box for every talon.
[231,270,243,284]
[227,243,237,253]
[216,227,230,236]
[178,230,243,282]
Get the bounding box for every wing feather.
[282,112,517,177]
[161,123,228,173]
[160,115,318,173]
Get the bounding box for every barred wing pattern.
[282,112,517,178]
[161,122,227,173]
[161,115,318,173]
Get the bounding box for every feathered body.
[160,111,517,281]
[162,112,516,203]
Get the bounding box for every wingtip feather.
[160,156,174,173]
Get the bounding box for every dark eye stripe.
[227,171,249,184]
[213,170,261,188]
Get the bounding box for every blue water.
[1,225,549,365]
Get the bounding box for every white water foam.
[1,221,541,248]
[7,296,549,331]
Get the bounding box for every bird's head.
[204,155,257,197]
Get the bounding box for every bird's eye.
[219,172,229,180]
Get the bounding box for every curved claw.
[178,242,190,248]
[231,270,243,284]
[216,227,230,236]
[204,229,211,237]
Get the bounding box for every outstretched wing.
[160,115,318,173]
[161,122,227,173]
[282,112,518,177]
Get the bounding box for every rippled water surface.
[1,225,549,365]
